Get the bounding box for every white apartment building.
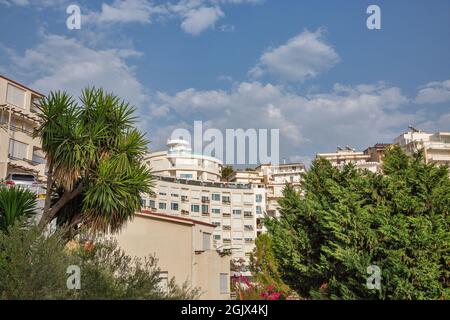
[316,146,380,173]
[147,139,223,181]
[394,129,450,166]
[143,140,267,275]
[0,75,46,182]
[254,163,305,219]
[229,163,306,222]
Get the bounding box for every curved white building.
[146,139,223,182]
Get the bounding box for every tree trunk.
[38,183,84,228]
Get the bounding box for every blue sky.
[1,0,449,165]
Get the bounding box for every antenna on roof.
[408,125,420,133]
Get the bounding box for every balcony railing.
[155,175,252,190]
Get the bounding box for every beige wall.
[115,214,230,300]
[0,76,46,180]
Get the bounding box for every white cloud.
[85,0,167,25]
[0,0,66,6]
[249,28,340,82]
[83,0,259,35]
[6,34,149,109]
[180,6,224,35]
[147,81,413,164]
[415,80,450,104]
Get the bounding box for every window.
[201,196,209,203]
[9,139,28,160]
[256,206,262,215]
[244,211,253,217]
[171,193,179,197]
[159,192,167,196]
[232,209,242,215]
[212,221,221,226]
[149,200,156,208]
[255,194,262,203]
[6,84,25,108]
[220,273,229,293]
[202,232,211,250]
[140,199,146,206]
[214,234,221,240]
[201,204,209,214]
[222,196,230,203]
[180,173,193,179]
[212,208,221,214]
[159,202,166,210]
[171,202,179,211]
[32,149,45,164]
[191,204,200,212]
[212,193,220,201]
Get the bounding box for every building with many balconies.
[146,139,223,181]
[394,128,450,166]
[316,146,380,173]
[0,75,46,182]
[142,139,267,274]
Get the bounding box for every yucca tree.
[35,88,153,236]
[0,186,37,232]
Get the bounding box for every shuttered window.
[9,139,27,159]
[220,273,229,293]
[202,232,211,251]
[6,84,26,108]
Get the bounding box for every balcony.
[201,198,210,203]
[222,199,231,205]
[223,225,231,231]
[181,196,188,202]
[244,212,253,218]
[222,213,231,218]
[202,212,210,217]
[181,209,189,215]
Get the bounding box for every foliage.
[0,186,37,232]
[264,146,450,300]
[232,275,287,300]
[0,222,200,300]
[249,233,290,294]
[221,166,234,181]
[35,88,153,236]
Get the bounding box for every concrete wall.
[115,214,230,300]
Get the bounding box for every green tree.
[0,186,37,232]
[265,146,450,299]
[0,222,200,300]
[221,166,234,181]
[35,88,153,236]
[250,233,290,293]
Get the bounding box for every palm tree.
[35,88,153,236]
[0,186,37,232]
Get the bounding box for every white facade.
[256,163,305,219]
[142,140,266,275]
[394,130,450,166]
[316,147,380,173]
[146,139,223,182]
